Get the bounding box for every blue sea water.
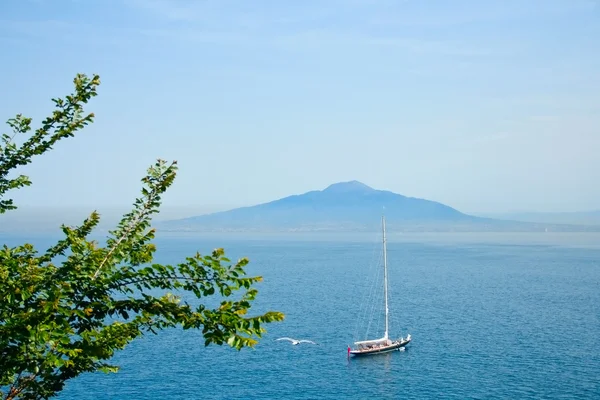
[3,232,600,399]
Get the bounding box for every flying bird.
[275,337,318,346]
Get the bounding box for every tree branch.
[110,274,216,290]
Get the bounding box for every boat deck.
[350,337,411,356]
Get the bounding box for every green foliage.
[0,74,99,215]
[0,74,284,400]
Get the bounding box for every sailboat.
[349,215,411,356]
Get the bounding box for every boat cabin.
[354,337,393,350]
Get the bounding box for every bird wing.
[298,340,317,344]
[275,337,295,342]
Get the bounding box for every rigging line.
[355,249,381,342]
[372,272,386,340]
[353,254,381,341]
[364,245,384,340]
[386,243,398,334]
[352,230,383,341]
[360,238,383,339]
[352,240,376,324]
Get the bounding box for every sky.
[0,0,599,218]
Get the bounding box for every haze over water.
[3,232,596,399]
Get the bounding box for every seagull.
[275,337,318,346]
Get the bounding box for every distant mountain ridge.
[238,180,473,220]
[158,181,600,233]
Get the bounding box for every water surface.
[2,232,599,398]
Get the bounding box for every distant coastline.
[155,222,600,233]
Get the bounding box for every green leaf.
[0,72,284,400]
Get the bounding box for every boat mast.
[382,214,389,340]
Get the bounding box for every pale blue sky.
[1,0,599,216]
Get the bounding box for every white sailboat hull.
[350,337,411,356]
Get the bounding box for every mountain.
[157,181,600,232]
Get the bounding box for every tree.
[0,74,285,400]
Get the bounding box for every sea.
[2,231,599,399]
